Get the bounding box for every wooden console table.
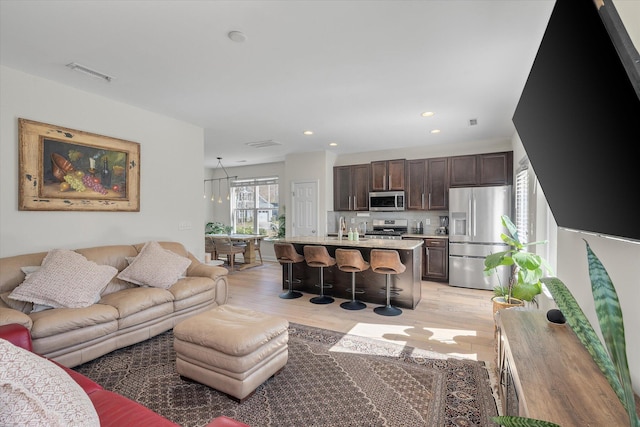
[496,309,629,426]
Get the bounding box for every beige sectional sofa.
[0,241,228,368]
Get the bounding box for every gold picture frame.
[18,118,140,212]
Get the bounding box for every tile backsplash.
[328,210,448,235]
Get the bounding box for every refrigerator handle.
[473,195,477,237]
[467,195,472,236]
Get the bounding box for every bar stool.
[274,243,304,299]
[335,248,368,311]
[370,249,405,316]
[303,246,336,304]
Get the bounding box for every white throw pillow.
[9,249,117,309]
[117,241,191,289]
[0,338,100,427]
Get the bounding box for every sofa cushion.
[117,241,191,289]
[0,338,100,427]
[9,249,117,309]
[169,276,216,301]
[98,287,174,319]
[29,304,119,340]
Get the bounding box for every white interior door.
[291,181,318,236]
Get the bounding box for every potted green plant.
[205,222,232,235]
[494,242,639,427]
[484,215,552,313]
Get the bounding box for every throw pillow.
[0,338,100,427]
[0,291,33,313]
[117,241,192,289]
[9,249,117,309]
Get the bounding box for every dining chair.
[212,237,245,271]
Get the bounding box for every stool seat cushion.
[274,243,304,264]
[335,249,370,273]
[370,249,406,274]
[174,305,288,356]
[303,246,336,268]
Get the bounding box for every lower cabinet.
[423,238,448,281]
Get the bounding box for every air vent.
[245,140,282,148]
[468,118,478,126]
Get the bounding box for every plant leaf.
[585,241,639,426]
[492,416,561,427]
[542,277,626,414]
[484,250,514,270]
[501,215,520,244]
[512,251,542,272]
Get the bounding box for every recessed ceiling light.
[227,31,247,43]
[430,129,441,134]
[329,142,338,147]
[421,111,435,117]
[303,130,314,136]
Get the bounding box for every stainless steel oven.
[366,219,408,240]
[369,191,405,211]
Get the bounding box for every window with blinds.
[515,168,529,244]
[230,177,279,236]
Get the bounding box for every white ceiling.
[0,0,578,168]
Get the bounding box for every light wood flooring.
[225,261,497,366]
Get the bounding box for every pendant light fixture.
[203,157,237,203]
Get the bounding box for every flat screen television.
[513,0,640,242]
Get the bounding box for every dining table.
[206,234,265,270]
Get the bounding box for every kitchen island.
[278,236,423,309]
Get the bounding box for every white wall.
[0,66,206,259]
[512,131,640,395]
[335,138,512,166]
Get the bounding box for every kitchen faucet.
[338,216,346,240]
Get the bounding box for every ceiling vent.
[468,118,478,126]
[245,140,282,148]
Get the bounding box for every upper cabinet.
[406,157,448,210]
[333,164,370,211]
[371,159,405,191]
[449,151,513,187]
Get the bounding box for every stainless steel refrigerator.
[448,185,512,290]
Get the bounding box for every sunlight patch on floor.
[327,322,480,361]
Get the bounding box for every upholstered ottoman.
[173,305,289,402]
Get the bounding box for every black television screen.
[513,0,640,242]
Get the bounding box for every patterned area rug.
[74,323,498,427]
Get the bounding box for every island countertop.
[278,236,423,250]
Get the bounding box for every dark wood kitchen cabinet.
[449,151,513,187]
[406,158,448,210]
[371,159,405,191]
[423,238,448,281]
[333,164,370,211]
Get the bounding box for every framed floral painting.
[18,118,140,211]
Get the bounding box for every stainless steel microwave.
[369,191,405,211]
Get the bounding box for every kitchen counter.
[277,236,423,309]
[282,236,423,250]
[326,233,448,240]
[402,234,449,239]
